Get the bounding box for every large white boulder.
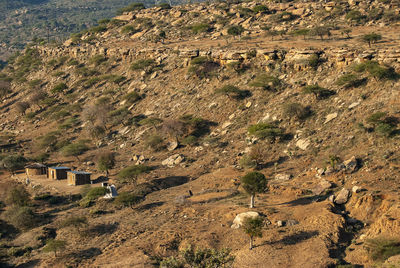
[231,211,259,229]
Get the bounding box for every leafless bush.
[30,90,47,109]
[161,119,187,139]
[15,101,30,115]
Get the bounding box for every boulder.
[352,186,361,193]
[335,188,350,205]
[324,112,338,124]
[162,154,185,167]
[231,211,259,229]
[167,140,179,151]
[274,173,292,181]
[296,139,310,150]
[343,156,358,173]
[312,179,332,195]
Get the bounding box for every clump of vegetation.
[241,171,268,208]
[227,25,244,39]
[361,33,382,48]
[114,192,143,208]
[283,102,312,121]
[60,216,88,231]
[346,10,366,25]
[124,91,142,105]
[335,73,366,88]
[6,185,30,206]
[60,141,89,161]
[80,187,109,207]
[252,5,268,14]
[302,84,335,100]
[117,2,145,15]
[249,74,281,91]
[131,59,155,72]
[188,56,219,79]
[248,122,284,141]
[51,83,68,93]
[1,155,27,175]
[4,206,38,230]
[0,80,11,100]
[15,101,30,115]
[145,134,165,151]
[42,239,67,257]
[96,151,115,177]
[191,23,211,34]
[215,84,250,100]
[121,25,139,35]
[364,237,400,262]
[159,245,235,268]
[117,165,152,184]
[89,55,107,65]
[353,60,397,80]
[365,111,398,137]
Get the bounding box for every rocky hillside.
[0,0,400,267]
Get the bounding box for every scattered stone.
[343,156,359,173]
[324,112,338,124]
[167,140,179,151]
[245,101,252,108]
[276,220,284,227]
[296,139,310,150]
[348,102,360,109]
[352,186,361,193]
[328,195,335,203]
[231,211,259,229]
[274,173,292,181]
[335,188,350,205]
[222,121,232,129]
[312,179,332,195]
[286,219,299,226]
[162,154,185,167]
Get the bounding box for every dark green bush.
[248,123,284,141]
[215,85,251,100]
[117,3,145,15]
[124,92,142,105]
[302,84,335,100]
[121,25,139,35]
[145,134,164,151]
[6,185,30,206]
[89,55,107,65]
[335,73,366,88]
[191,23,211,34]
[130,59,155,71]
[353,60,397,80]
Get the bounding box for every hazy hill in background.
[0,0,170,61]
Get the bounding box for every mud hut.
[47,167,71,180]
[67,171,91,186]
[25,163,47,176]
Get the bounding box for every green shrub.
[227,25,244,38]
[157,3,171,10]
[353,60,397,80]
[121,25,139,35]
[6,185,30,206]
[283,103,312,121]
[83,77,101,88]
[215,85,250,100]
[145,134,164,151]
[302,84,335,100]
[131,59,155,71]
[60,141,89,161]
[249,74,281,91]
[88,25,107,34]
[117,3,145,15]
[89,55,107,65]
[114,192,143,208]
[335,73,365,88]
[42,239,66,256]
[124,91,142,105]
[4,206,37,230]
[239,155,257,169]
[361,33,382,47]
[289,28,310,40]
[271,11,296,22]
[248,123,284,141]
[346,10,366,24]
[365,237,400,261]
[181,135,198,146]
[60,216,88,230]
[191,23,211,34]
[252,5,268,13]
[1,155,27,174]
[117,165,152,183]
[51,83,68,93]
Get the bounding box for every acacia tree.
[240,171,268,208]
[362,33,382,48]
[42,239,67,257]
[227,25,244,40]
[96,151,115,177]
[242,216,263,250]
[61,142,89,162]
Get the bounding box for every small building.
[67,171,91,186]
[25,163,47,176]
[47,167,71,180]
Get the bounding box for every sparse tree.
[15,101,30,115]
[242,216,263,250]
[96,151,115,177]
[290,28,310,40]
[117,165,152,184]
[341,28,351,39]
[30,90,47,109]
[0,80,11,100]
[310,26,331,41]
[42,239,67,257]
[227,25,244,40]
[240,171,268,208]
[362,33,382,48]
[1,155,27,175]
[61,142,89,162]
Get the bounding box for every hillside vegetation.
[0,0,400,267]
